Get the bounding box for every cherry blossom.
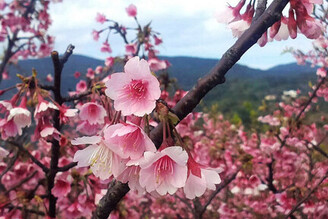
[103,122,156,160]
[73,138,125,180]
[139,146,188,195]
[126,4,137,17]
[105,57,161,117]
[95,13,107,24]
[76,80,87,93]
[101,41,112,53]
[184,157,221,199]
[79,102,106,125]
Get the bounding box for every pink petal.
[71,136,102,145]
[184,174,207,199]
[73,145,98,167]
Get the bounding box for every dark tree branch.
[47,44,75,218]
[93,0,290,218]
[111,23,129,44]
[295,76,326,121]
[313,145,328,159]
[62,90,93,102]
[91,180,130,219]
[306,135,328,159]
[51,44,74,105]
[40,84,55,91]
[57,162,77,172]
[253,0,268,23]
[277,76,327,149]
[266,158,278,193]
[284,172,328,218]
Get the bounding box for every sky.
[48,0,315,70]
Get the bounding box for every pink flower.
[86,68,95,79]
[95,13,107,24]
[0,97,31,139]
[76,80,87,93]
[101,41,112,53]
[2,71,8,80]
[270,18,289,41]
[117,164,145,194]
[52,173,71,197]
[126,4,137,17]
[153,35,162,45]
[288,9,297,39]
[77,121,101,135]
[7,97,31,132]
[0,119,18,140]
[125,43,137,55]
[227,3,254,38]
[40,126,61,140]
[316,67,327,77]
[73,138,125,180]
[105,57,115,67]
[92,30,100,41]
[103,123,156,160]
[95,66,103,74]
[258,115,280,126]
[34,95,58,121]
[139,146,188,195]
[0,0,6,10]
[74,71,81,78]
[79,102,106,125]
[148,58,167,71]
[46,74,53,82]
[257,31,268,47]
[215,0,245,24]
[184,157,221,199]
[56,104,78,124]
[228,19,250,38]
[105,57,161,116]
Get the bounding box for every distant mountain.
[1,54,318,122]
[2,55,105,95]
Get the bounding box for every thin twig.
[0,150,18,191]
[174,194,193,211]
[5,171,38,195]
[8,141,49,173]
[5,204,45,216]
[62,90,92,102]
[295,77,326,121]
[198,168,241,217]
[57,162,77,172]
[284,172,328,218]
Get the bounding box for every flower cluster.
[72,57,221,198]
[0,0,61,80]
[217,0,323,46]
[92,4,169,72]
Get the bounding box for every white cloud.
[48,0,314,69]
